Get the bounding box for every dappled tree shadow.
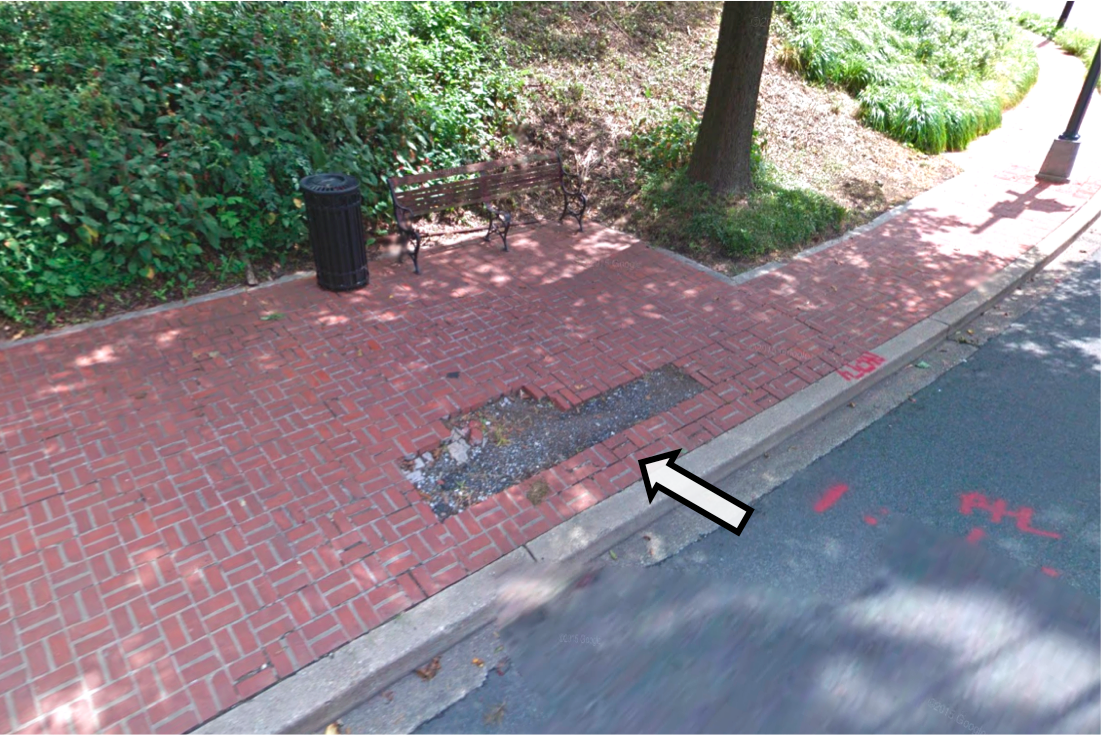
[0,162,1094,732]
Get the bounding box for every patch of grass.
[637,169,847,261]
[775,1,1039,153]
[1014,10,1099,88]
[625,106,845,261]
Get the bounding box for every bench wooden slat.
[394,162,561,203]
[396,167,562,214]
[387,149,586,275]
[388,152,559,188]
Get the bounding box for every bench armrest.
[561,171,584,196]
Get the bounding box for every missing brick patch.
[402,364,704,521]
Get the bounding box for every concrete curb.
[195,188,1101,735]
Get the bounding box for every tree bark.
[687,1,773,195]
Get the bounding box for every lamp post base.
[1036,138,1081,183]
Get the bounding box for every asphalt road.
[404,242,1100,734]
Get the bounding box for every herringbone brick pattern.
[0,166,1097,733]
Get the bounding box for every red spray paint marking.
[1041,566,1061,577]
[838,351,887,382]
[815,484,850,513]
[863,508,889,525]
[959,492,1061,538]
[965,527,985,545]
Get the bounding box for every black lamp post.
[1037,40,1101,183]
[1055,2,1074,32]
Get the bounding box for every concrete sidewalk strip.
[197,187,1101,735]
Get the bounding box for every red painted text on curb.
[837,351,887,381]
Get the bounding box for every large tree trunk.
[687,1,773,195]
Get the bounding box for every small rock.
[470,421,484,445]
[404,470,424,485]
[448,440,470,464]
[449,426,468,444]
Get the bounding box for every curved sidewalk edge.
[194,188,1101,735]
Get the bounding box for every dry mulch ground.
[504,2,960,272]
[1,2,962,341]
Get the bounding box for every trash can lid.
[300,173,359,195]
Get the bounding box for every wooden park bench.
[386,151,587,274]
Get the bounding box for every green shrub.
[0,2,521,321]
[636,168,846,260]
[623,107,764,179]
[1014,10,1098,89]
[625,106,841,260]
[1014,10,1057,38]
[776,1,1038,154]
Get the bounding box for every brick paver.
[1,162,1097,733]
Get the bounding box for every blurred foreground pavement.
[499,516,1100,733]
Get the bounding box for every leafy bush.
[0,2,521,321]
[623,108,702,173]
[623,107,764,178]
[775,1,1038,154]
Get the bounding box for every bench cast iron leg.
[410,233,422,275]
[399,231,422,275]
[485,207,512,252]
[559,189,587,234]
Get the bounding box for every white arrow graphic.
[639,449,754,536]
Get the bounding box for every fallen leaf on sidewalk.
[914,361,930,369]
[473,657,485,667]
[609,550,618,561]
[495,657,511,675]
[261,312,285,321]
[383,691,394,703]
[324,722,346,734]
[414,656,441,680]
[484,703,506,725]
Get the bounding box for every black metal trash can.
[299,173,369,291]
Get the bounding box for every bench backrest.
[388,152,563,216]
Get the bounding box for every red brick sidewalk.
[1,161,1098,733]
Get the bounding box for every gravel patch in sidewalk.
[403,364,704,521]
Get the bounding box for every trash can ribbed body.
[299,173,369,292]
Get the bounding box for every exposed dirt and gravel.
[403,365,703,521]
